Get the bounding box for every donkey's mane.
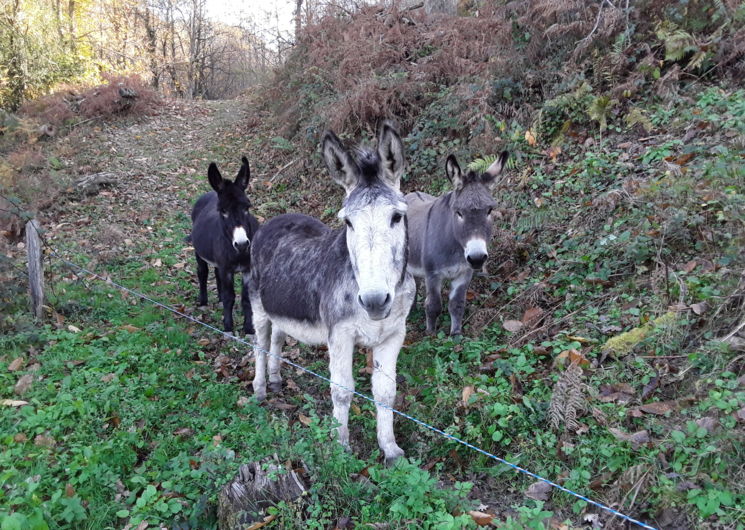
[353,147,382,183]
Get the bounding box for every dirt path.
[40,99,265,267]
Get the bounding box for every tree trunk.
[294,0,303,39]
[66,0,76,52]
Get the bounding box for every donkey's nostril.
[358,290,391,317]
[233,240,250,253]
[467,253,487,269]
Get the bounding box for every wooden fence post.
[25,219,43,320]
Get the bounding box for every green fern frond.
[468,155,498,173]
[624,107,653,132]
[514,206,568,234]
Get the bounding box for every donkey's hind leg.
[216,268,235,333]
[196,254,209,307]
[252,301,271,402]
[240,273,255,335]
[424,273,443,335]
[267,327,286,393]
[214,268,222,302]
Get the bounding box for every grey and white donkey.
[405,152,508,335]
[249,122,415,464]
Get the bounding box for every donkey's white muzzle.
[233,226,250,253]
[358,289,393,320]
[464,238,488,269]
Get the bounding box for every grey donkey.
[405,152,508,335]
[249,122,415,465]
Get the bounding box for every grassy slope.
[2,14,745,530]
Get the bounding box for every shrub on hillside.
[19,74,160,129]
[268,0,744,147]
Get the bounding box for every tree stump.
[217,456,307,529]
[25,219,43,320]
[75,172,117,195]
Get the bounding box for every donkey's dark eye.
[344,219,353,230]
[455,211,463,219]
[391,213,402,226]
[487,207,494,215]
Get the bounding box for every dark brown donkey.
[189,157,260,334]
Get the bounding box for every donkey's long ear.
[377,121,405,189]
[208,162,224,192]
[445,154,464,190]
[481,151,509,191]
[235,156,250,189]
[322,130,359,194]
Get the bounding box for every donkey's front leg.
[328,331,355,449]
[448,269,473,336]
[216,268,235,333]
[424,273,443,335]
[240,273,255,335]
[372,329,406,465]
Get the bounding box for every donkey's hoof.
[253,389,266,402]
[384,448,405,467]
[268,381,283,393]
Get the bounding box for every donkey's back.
[403,191,436,275]
[250,212,343,340]
[191,191,217,223]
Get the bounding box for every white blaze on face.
[464,238,488,261]
[343,201,407,308]
[233,226,249,247]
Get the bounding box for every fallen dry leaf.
[525,129,537,146]
[525,480,552,501]
[690,302,706,315]
[247,514,277,530]
[521,307,544,325]
[608,428,650,449]
[13,433,28,442]
[639,401,674,415]
[67,325,81,333]
[120,324,140,333]
[462,385,475,407]
[174,427,195,438]
[65,483,75,497]
[565,335,593,344]
[8,357,24,371]
[100,373,116,383]
[554,348,590,368]
[695,416,718,432]
[503,320,523,332]
[298,414,312,426]
[2,399,30,407]
[14,374,33,395]
[599,382,635,403]
[735,407,745,422]
[34,434,56,448]
[468,510,495,526]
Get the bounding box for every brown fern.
[549,362,586,432]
